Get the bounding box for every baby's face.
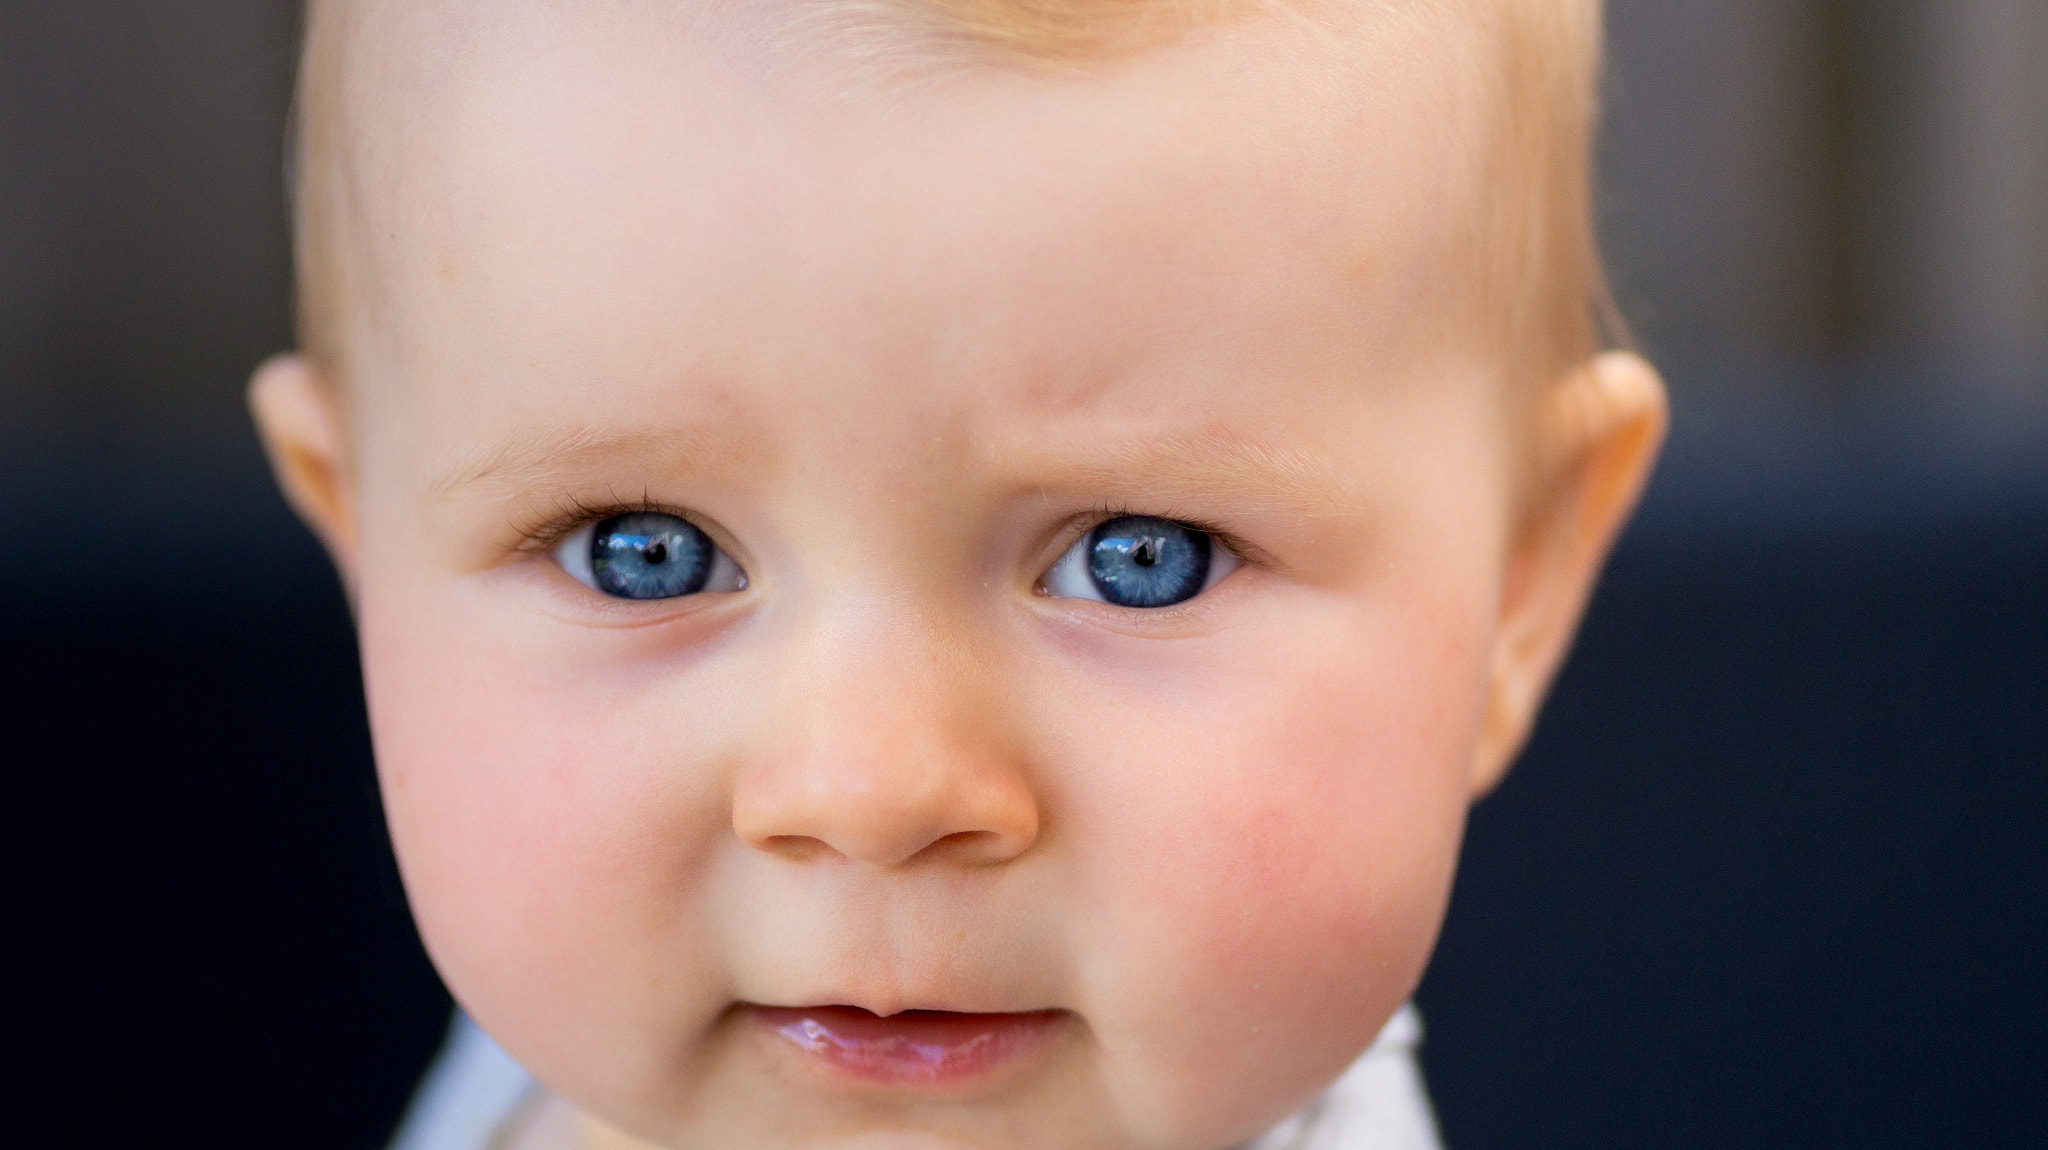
[301,6,1545,1149]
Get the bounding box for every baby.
[249,1,1666,1147]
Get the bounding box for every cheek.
[1055,586,1487,1142]
[356,573,737,1077]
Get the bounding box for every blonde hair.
[291,0,1617,392]
[1476,0,1620,390]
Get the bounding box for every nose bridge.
[807,595,965,771]
[733,592,1039,868]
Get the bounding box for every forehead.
[330,2,1498,453]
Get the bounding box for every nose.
[731,602,1040,868]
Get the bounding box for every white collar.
[1242,1004,1443,1150]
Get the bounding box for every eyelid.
[508,495,751,572]
[509,494,683,554]
[1039,503,1242,556]
[1049,510,1261,573]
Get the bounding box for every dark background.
[3,2,2044,1146]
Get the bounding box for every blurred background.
[2,1,2042,1146]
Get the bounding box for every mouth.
[745,1004,1070,1090]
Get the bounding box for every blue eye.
[553,512,746,600]
[1040,515,1239,608]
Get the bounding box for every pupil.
[644,539,668,565]
[1133,539,1157,567]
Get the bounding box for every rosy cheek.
[1060,593,1485,1138]
[369,641,595,972]
[357,582,734,1060]
[1142,670,1469,975]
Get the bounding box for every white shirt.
[389,1005,1443,1150]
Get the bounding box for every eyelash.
[1071,502,1260,570]
[509,492,693,554]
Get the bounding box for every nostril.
[754,834,834,863]
[926,830,988,859]
[925,827,1032,865]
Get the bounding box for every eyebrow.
[427,424,724,500]
[1011,427,1360,519]
[429,420,1359,519]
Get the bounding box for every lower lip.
[750,1004,1067,1088]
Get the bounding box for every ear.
[249,353,360,589]
[1469,351,1668,796]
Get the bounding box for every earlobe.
[248,353,360,587]
[1469,351,1669,796]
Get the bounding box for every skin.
[252,4,1666,1148]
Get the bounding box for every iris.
[589,512,715,599]
[1086,516,1211,608]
